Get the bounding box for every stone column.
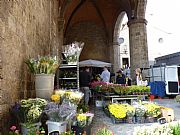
[113,42,121,77]
[128,19,149,82]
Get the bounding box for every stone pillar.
[128,19,149,82]
[113,42,121,77]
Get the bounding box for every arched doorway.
[113,12,130,73]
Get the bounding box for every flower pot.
[46,121,67,134]
[136,116,145,123]
[126,116,134,124]
[146,116,155,123]
[35,74,55,99]
[20,122,41,135]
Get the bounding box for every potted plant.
[108,103,127,124]
[12,98,47,135]
[71,112,94,135]
[25,56,59,99]
[124,104,135,124]
[144,103,161,123]
[135,105,146,123]
[45,90,84,134]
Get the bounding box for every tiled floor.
[91,99,180,135]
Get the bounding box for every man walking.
[79,67,91,105]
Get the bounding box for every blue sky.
[146,0,180,60]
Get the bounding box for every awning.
[79,59,111,67]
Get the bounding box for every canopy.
[79,59,111,67]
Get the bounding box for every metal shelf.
[60,65,77,68]
[59,77,77,80]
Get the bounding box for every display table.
[91,89,148,104]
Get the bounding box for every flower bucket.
[136,116,145,123]
[20,122,41,135]
[146,117,155,123]
[35,74,55,99]
[46,121,67,134]
[126,117,135,124]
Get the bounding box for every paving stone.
[91,99,180,135]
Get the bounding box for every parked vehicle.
[146,64,180,95]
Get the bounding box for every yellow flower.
[51,94,60,102]
[77,114,87,121]
[55,90,65,97]
[108,104,127,119]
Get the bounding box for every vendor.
[116,70,126,85]
[135,68,143,86]
[100,66,110,82]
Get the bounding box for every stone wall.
[65,22,109,62]
[0,0,60,133]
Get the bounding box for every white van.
[147,65,180,95]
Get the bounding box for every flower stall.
[91,81,150,105]
[103,100,173,124]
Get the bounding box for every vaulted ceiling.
[62,0,134,40]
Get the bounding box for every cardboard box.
[161,108,174,122]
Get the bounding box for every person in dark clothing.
[116,70,126,85]
[79,67,91,105]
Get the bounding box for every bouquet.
[135,105,146,117]
[25,56,59,74]
[76,112,94,127]
[62,42,84,64]
[12,98,47,124]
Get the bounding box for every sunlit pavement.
[90,99,180,135]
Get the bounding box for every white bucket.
[46,121,67,134]
[35,74,55,99]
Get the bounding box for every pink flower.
[10,126,16,131]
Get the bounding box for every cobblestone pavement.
[91,99,180,135]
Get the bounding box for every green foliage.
[171,123,180,135]
[77,101,89,113]
[96,128,113,135]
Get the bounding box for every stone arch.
[113,11,127,73]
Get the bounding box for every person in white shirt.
[100,66,110,82]
[135,68,143,85]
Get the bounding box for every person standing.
[135,68,143,85]
[100,66,110,82]
[79,67,91,105]
[116,70,126,85]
